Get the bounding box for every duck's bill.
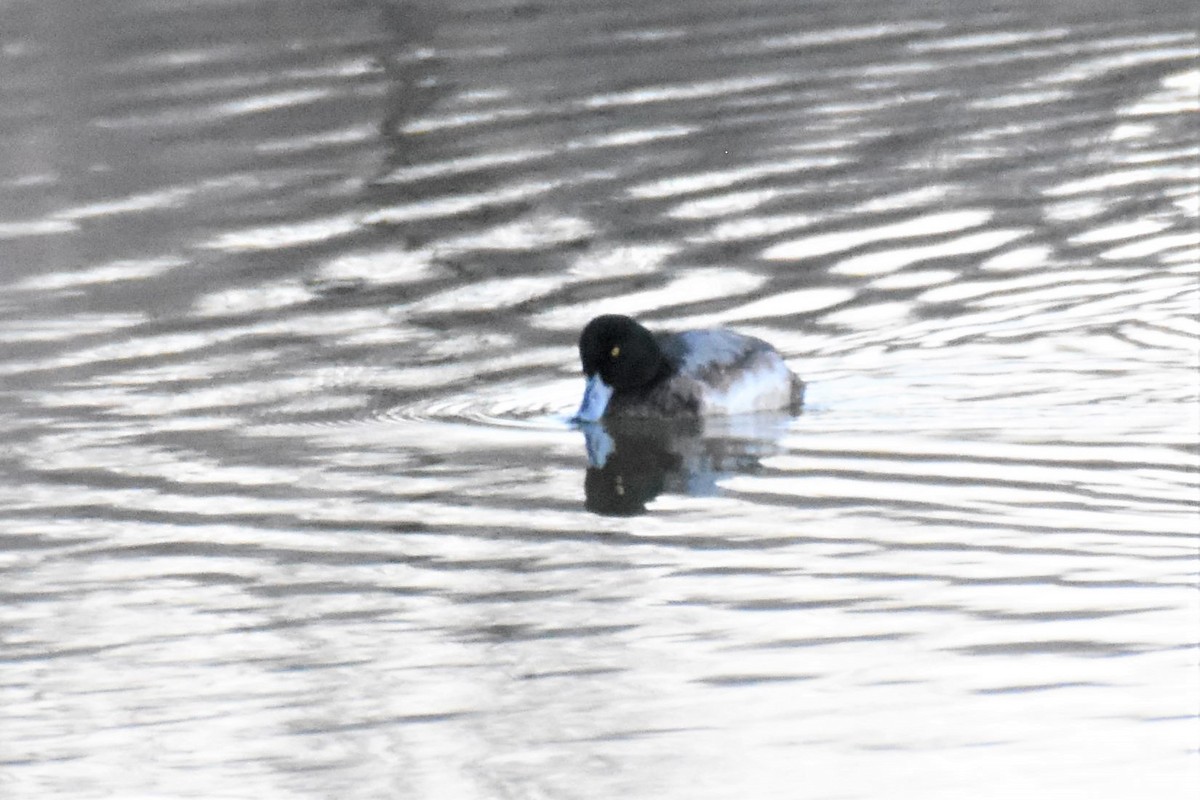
[581,424,615,468]
[572,374,613,422]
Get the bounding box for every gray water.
[2,1,1198,798]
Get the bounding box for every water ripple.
[2,3,1198,799]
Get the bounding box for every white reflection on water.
[629,155,846,199]
[669,287,857,327]
[0,218,77,238]
[410,276,568,314]
[377,147,555,183]
[437,214,593,253]
[1101,232,1200,261]
[762,209,994,261]
[12,257,187,292]
[908,28,1070,52]
[0,313,146,343]
[319,247,441,286]
[533,269,769,331]
[747,20,948,53]
[567,243,680,278]
[831,229,1028,276]
[870,268,958,290]
[582,74,793,109]
[1045,165,1192,197]
[669,187,783,219]
[204,213,361,251]
[1072,219,1172,244]
[688,211,815,244]
[363,179,564,223]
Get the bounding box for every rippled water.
[2,1,1198,798]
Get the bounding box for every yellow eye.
[610,346,620,358]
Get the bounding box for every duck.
[573,314,804,421]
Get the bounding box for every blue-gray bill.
[580,423,615,468]
[573,373,613,422]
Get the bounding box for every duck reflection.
[579,414,792,516]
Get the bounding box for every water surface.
[1,1,1198,798]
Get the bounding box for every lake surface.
[1,1,1198,798]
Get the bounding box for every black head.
[578,315,666,392]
